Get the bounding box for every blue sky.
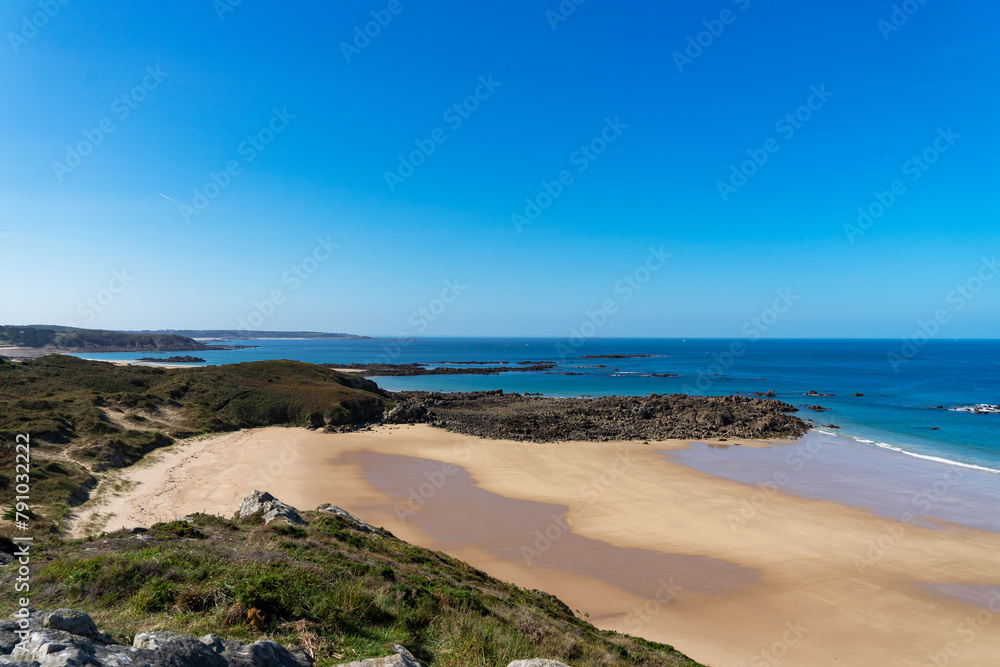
[1,0,997,337]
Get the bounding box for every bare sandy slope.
[69,425,1000,667]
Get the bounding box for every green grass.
[0,356,388,527]
[0,511,703,667]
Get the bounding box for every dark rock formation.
[323,363,556,376]
[389,391,809,442]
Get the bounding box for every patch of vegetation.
[0,325,206,351]
[0,512,703,667]
[0,356,387,526]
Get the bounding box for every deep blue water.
[75,338,1000,472]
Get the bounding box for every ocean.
[75,337,1000,473]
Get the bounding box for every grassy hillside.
[0,356,388,527]
[0,325,208,351]
[0,510,703,667]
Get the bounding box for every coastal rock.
[237,491,305,526]
[316,504,387,536]
[197,634,309,667]
[41,610,100,640]
[133,631,228,666]
[382,403,429,424]
[0,612,310,667]
[391,391,808,442]
[334,644,423,667]
[324,362,555,377]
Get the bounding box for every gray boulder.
[1,611,311,667]
[41,611,99,641]
[334,644,422,667]
[198,634,309,667]
[316,505,386,536]
[132,632,227,666]
[238,491,305,526]
[0,620,19,654]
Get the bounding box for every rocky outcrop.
[334,643,422,666]
[329,645,570,667]
[321,362,556,376]
[316,504,387,536]
[391,391,810,442]
[237,490,305,526]
[0,610,311,667]
[382,403,428,424]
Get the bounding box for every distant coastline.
[0,325,367,358]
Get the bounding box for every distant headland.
[0,325,367,357]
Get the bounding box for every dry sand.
[69,425,1000,667]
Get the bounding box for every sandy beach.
[70,425,1000,666]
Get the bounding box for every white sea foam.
[949,404,1000,414]
[813,428,1000,475]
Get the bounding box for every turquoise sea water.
[75,337,1000,473]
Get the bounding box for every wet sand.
[70,424,1000,666]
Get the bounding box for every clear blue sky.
[1,0,997,337]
